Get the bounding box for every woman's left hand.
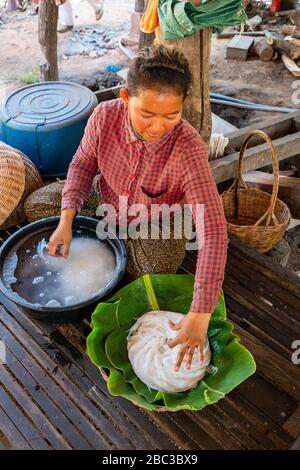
[167,311,211,371]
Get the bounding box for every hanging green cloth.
[158,0,247,40]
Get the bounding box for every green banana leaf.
[106,326,163,403]
[87,274,256,411]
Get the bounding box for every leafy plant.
[87,274,256,411]
[18,67,39,85]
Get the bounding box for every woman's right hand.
[48,222,73,257]
[48,208,76,257]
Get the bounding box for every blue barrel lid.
[2,81,98,128]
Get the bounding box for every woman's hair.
[127,44,192,98]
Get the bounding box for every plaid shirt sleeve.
[61,109,100,213]
[181,136,228,314]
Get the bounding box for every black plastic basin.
[0,216,127,321]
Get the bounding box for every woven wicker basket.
[0,142,43,230]
[221,130,291,253]
[0,144,25,227]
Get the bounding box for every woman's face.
[125,88,184,142]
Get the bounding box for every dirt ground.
[210,34,300,127]
[0,0,134,100]
[0,0,300,127]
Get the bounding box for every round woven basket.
[0,142,43,230]
[221,130,291,253]
[0,143,25,227]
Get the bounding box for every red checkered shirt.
[62,98,228,313]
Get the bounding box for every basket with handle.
[221,129,291,253]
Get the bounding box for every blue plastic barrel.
[0,81,98,178]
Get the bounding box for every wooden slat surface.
[0,293,176,450]
[0,231,299,449]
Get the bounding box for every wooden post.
[138,0,155,49]
[139,29,155,49]
[7,0,17,11]
[163,29,212,145]
[38,0,59,81]
[135,0,145,11]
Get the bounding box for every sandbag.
[125,219,187,279]
[24,178,99,222]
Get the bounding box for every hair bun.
[127,44,191,98]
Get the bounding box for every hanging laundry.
[140,0,160,33]
[158,0,247,40]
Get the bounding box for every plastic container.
[0,82,98,178]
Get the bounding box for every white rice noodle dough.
[127,310,211,393]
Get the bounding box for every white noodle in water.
[43,238,116,303]
[2,252,18,287]
[45,238,115,305]
[3,236,116,308]
[45,299,62,308]
[32,276,44,285]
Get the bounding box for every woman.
[48,44,228,372]
[58,0,104,33]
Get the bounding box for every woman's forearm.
[61,109,99,214]
[60,208,77,226]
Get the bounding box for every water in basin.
[2,228,116,308]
